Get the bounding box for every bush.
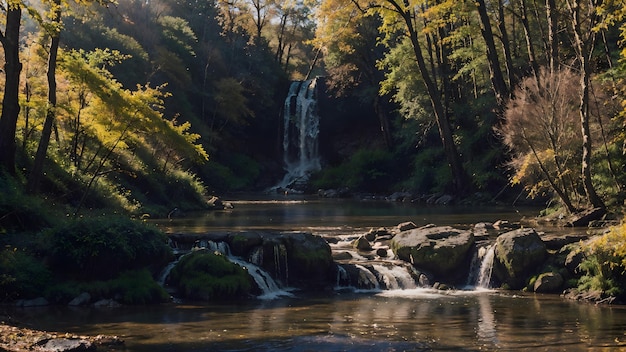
[0,249,51,301]
[109,269,170,304]
[42,216,173,280]
[169,250,253,301]
[577,220,626,300]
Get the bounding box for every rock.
[227,231,264,256]
[93,299,121,308]
[387,192,412,202]
[542,234,589,251]
[566,207,606,227]
[37,337,91,352]
[435,194,454,205]
[474,222,495,230]
[533,272,564,293]
[333,251,353,261]
[16,297,48,307]
[68,292,91,306]
[493,228,547,289]
[281,232,334,290]
[353,236,373,251]
[397,221,417,232]
[390,225,475,281]
[376,248,389,258]
[564,247,585,274]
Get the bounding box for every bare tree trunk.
[475,0,509,107]
[28,0,61,194]
[519,0,541,85]
[546,0,559,72]
[567,0,605,209]
[0,5,23,174]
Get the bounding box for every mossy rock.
[169,250,254,301]
[493,228,547,289]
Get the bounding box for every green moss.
[169,251,253,301]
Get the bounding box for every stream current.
[6,195,626,351]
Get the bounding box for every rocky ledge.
[0,320,123,352]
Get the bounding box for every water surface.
[8,196,624,351]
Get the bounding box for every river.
[6,195,626,351]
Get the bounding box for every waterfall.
[372,264,417,290]
[476,245,496,289]
[275,78,321,191]
[189,241,294,299]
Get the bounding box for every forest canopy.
[0,0,625,219]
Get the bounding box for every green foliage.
[577,220,626,299]
[109,269,170,304]
[0,172,57,232]
[312,148,397,192]
[169,250,253,301]
[202,155,261,192]
[42,216,173,280]
[0,249,51,301]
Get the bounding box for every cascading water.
[476,245,496,289]
[275,78,321,191]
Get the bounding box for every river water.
[6,196,626,351]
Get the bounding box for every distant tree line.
[314,0,626,212]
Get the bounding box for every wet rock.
[68,292,91,307]
[353,236,372,251]
[376,248,389,258]
[566,207,606,227]
[391,225,474,281]
[93,299,121,308]
[397,221,417,232]
[333,251,353,261]
[564,247,585,275]
[542,234,589,251]
[533,272,564,293]
[493,228,547,290]
[37,337,91,352]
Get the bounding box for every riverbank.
[0,318,123,351]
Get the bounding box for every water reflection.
[7,291,626,351]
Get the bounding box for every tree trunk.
[546,0,559,72]
[28,2,61,194]
[567,0,605,209]
[391,2,468,194]
[0,5,23,174]
[475,0,509,107]
[519,0,541,85]
[496,0,515,96]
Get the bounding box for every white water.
[275,78,321,191]
[476,245,495,289]
[372,264,417,290]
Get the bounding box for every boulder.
[68,292,91,306]
[493,228,547,289]
[390,225,475,281]
[36,338,91,352]
[16,297,48,307]
[281,232,334,290]
[397,221,418,232]
[566,207,606,227]
[533,272,564,293]
[353,236,373,251]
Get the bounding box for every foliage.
[497,68,620,211]
[577,220,626,299]
[0,172,57,232]
[0,248,51,301]
[169,250,253,301]
[311,148,398,192]
[42,216,173,280]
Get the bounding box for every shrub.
[169,250,253,301]
[42,216,173,280]
[0,249,51,301]
[577,220,626,299]
[109,269,170,304]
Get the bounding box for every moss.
[169,251,253,301]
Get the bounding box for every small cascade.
[275,78,321,191]
[355,264,380,290]
[476,245,496,289]
[372,264,417,290]
[196,241,294,299]
[336,265,349,288]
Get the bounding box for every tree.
[0,0,23,174]
[566,0,605,210]
[27,0,62,194]
[317,0,470,194]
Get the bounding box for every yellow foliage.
[586,219,626,271]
